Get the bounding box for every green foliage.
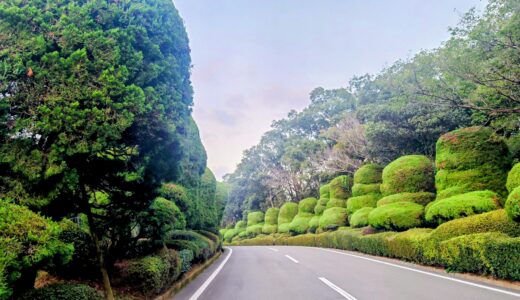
[435,166,508,200]
[167,230,216,261]
[159,184,189,212]
[505,187,520,222]
[425,190,501,225]
[346,194,380,215]
[314,198,328,215]
[277,202,298,231]
[264,208,280,225]
[368,202,424,231]
[380,155,435,196]
[377,192,436,207]
[352,184,381,197]
[350,207,374,228]
[145,197,186,241]
[308,215,321,233]
[298,197,318,214]
[353,164,383,184]
[18,283,102,300]
[277,223,292,234]
[235,220,247,229]
[507,163,520,193]
[247,211,265,226]
[329,175,352,200]
[324,198,345,209]
[289,214,314,235]
[245,224,264,237]
[319,207,348,231]
[386,228,433,262]
[261,224,278,235]
[179,249,194,273]
[319,184,330,199]
[0,201,73,298]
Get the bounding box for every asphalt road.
[172,246,520,300]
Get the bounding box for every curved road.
[172,246,520,300]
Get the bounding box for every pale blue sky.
[173,0,486,179]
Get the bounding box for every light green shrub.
[425,190,501,225]
[264,208,280,224]
[349,207,374,228]
[354,164,383,184]
[326,198,346,209]
[435,166,508,200]
[352,184,381,197]
[346,194,380,215]
[278,202,298,224]
[377,192,435,207]
[505,187,520,222]
[298,197,318,213]
[319,184,330,199]
[368,202,424,231]
[386,228,432,262]
[308,215,321,233]
[277,223,291,234]
[380,155,435,196]
[289,214,314,235]
[247,211,264,226]
[314,198,328,215]
[329,175,352,200]
[261,224,278,234]
[507,163,520,193]
[319,207,348,231]
[286,234,316,246]
[235,220,247,229]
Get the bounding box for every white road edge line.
[268,247,279,252]
[319,277,358,300]
[285,254,299,263]
[189,247,233,300]
[321,248,520,298]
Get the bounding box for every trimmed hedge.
[354,164,383,184]
[506,187,520,222]
[377,192,435,207]
[308,215,321,233]
[425,190,501,225]
[346,194,380,215]
[349,207,374,228]
[380,155,435,196]
[386,228,433,262]
[352,184,381,197]
[368,202,424,231]
[507,163,520,193]
[247,211,264,226]
[298,197,318,213]
[264,208,279,225]
[320,184,330,199]
[289,214,314,235]
[278,202,298,225]
[435,166,508,200]
[319,207,348,231]
[314,198,328,215]
[329,175,352,200]
[18,283,102,300]
[325,198,346,209]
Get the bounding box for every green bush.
[261,224,278,234]
[435,166,508,200]
[298,197,318,213]
[352,184,381,197]
[325,198,346,209]
[354,164,383,184]
[286,234,316,246]
[18,283,102,300]
[349,207,374,228]
[436,127,510,171]
[289,214,314,235]
[380,155,435,196]
[247,211,264,226]
[277,223,291,234]
[219,228,228,237]
[308,215,321,233]
[439,233,520,280]
[165,240,201,259]
[319,184,330,199]
[314,198,328,215]
[346,194,380,215]
[0,201,73,299]
[377,192,435,207]
[386,228,432,262]
[179,249,194,273]
[167,230,215,261]
[235,220,247,229]
[264,208,280,225]
[368,202,424,231]
[329,175,352,200]
[507,163,520,193]
[145,197,186,241]
[319,207,348,231]
[505,187,520,222]
[425,190,501,225]
[223,229,240,243]
[277,202,298,233]
[245,224,264,237]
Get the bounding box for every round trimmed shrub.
[245,224,264,236]
[264,208,279,224]
[350,207,374,228]
[380,155,435,196]
[235,220,247,229]
[314,198,329,215]
[346,194,380,215]
[18,283,102,300]
[247,211,264,226]
[326,198,346,209]
[505,187,520,222]
[377,192,435,207]
[308,215,321,233]
[436,127,510,171]
[352,184,381,197]
[368,202,424,231]
[425,190,501,225]
[278,202,298,224]
[507,163,520,193]
[329,175,352,200]
[261,224,277,234]
[354,164,383,184]
[319,207,348,231]
[298,197,318,213]
[320,184,330,199]
[289,214,314,235]
[435,166,508,200]
[277,223,291,234]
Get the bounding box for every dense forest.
[222,0,520,225]
[0,0,223,299]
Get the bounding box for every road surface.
[172,246,520,300]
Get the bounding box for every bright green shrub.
[18,283,102,300]
[505,187,520,222]
[235,220,247,229]
[223,229,240,243]
[439,233,520,280]
[377,192,435,207]
[261,224,277,234]
[0,202,73,298]
[145,197,186,241]
[286,234,316,246]
[219,228,228,237]
[346,194,380,215]
[425,191,501,225]
[352,184,381,197]
[277,223,291,234]
[308,215,321,233]
[507,163,520,193]
[315,231,339,248]
[354,164,383,184]
[245,224,264,237]
[350,207,374,228]
[299,197,318,213]
[380,155,435,196]
[277,202,298,233]
[354,232,397,256]
[326,198,346,209]
[159,183,190,211]
[247,211,264,226]
[289,214,314,235]
[264,208,280,224]
[314,198,328,215]
[435,166,508,200]
[329,175,352,200]
[368,202,424,231]
[319,207,348,231]
[386,228,432,262]
[319,184,330,199]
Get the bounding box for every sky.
[173,0,486,180]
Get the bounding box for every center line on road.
[189,247,233,300]
[268,247,279,252]
[319,277,358,300]
[285,254,299,263]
